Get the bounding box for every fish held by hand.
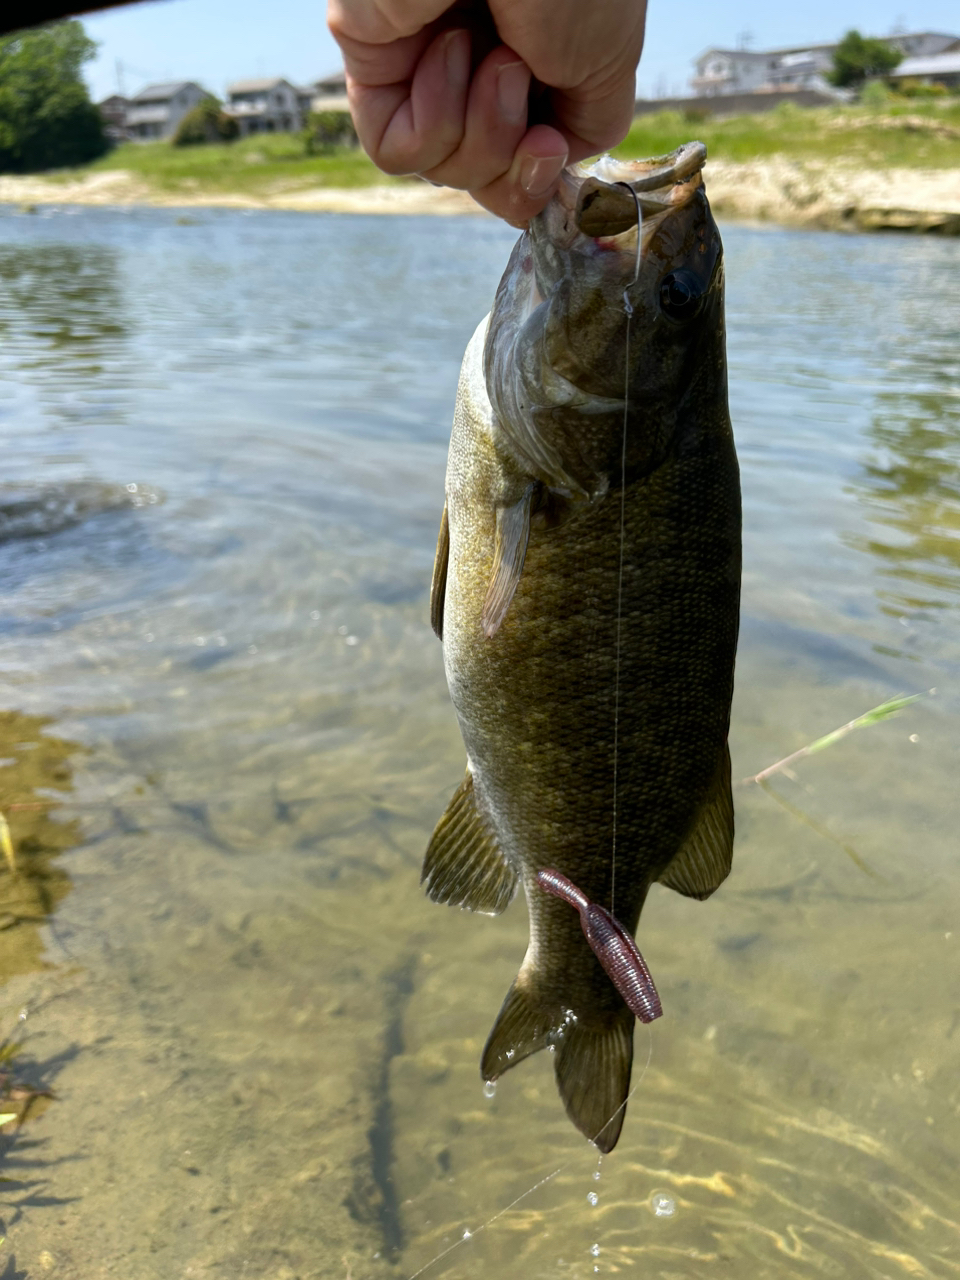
[423,142,740,1152]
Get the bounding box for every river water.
[0,203,957,1280]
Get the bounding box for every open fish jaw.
[483,141,722,500]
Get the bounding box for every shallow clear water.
[0,204,957,1279]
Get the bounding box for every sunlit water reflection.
[0,204,956,1278]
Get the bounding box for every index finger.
[328,0,451,46]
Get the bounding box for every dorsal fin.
[430,502,449,641]
[421,770,517,914]
[658,741,734,900]
[481,485,534,639]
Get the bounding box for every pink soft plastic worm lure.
[536,868,663,1023]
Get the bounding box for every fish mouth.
[541,141,707,256]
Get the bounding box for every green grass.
[58,130,395,194]
[41,97,960,199]
[615,98,960,170]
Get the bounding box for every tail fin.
[554,1011,634,1153]
[480,978,554,1079]
[481,978,635,1153]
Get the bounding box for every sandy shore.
[1,161,959,232]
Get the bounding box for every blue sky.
[82,0,960,103]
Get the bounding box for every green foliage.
[829,30,902,88]
[894,78,949,99]
[0,20,107,172]
[860,79,891,109]
[617,99,960,170]
[303,108,357,154]
[173,97,239,146]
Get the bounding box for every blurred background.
[0,3,958,1278]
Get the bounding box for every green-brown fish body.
[425,145,740,1152]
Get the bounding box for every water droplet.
[590,1243,600,1257]
[248,644,258,654]
[483,1080,496,1099]
[587,1191,598,1206]
[337,625,348,635]
[593,1170,601,1181]
[650,1191,676,1218]
[310,610,320,620]
[126,483,138,493]
[345,635,359,646]
[548,1044,556,1054]
[194,636,206,646]
[18,1008,27,1022]
[144,633,154,642]
[462,1229,472,1240]
[505,1049,515,1060]
[909,733,919,743]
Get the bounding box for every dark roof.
[132,81,203,103]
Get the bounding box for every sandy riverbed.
[1,160,959,232]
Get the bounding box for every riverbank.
[2,158,958,234]
[1,101,959,233]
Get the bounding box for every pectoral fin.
[481,485,534,639]
[421,770,517,914]
[658,742,734,900]
[430,503,449,641]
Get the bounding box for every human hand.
[327,0,647,226]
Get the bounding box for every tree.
[0,20,106,172]
[302,109,358,154]
[173,97,239,146]
[829,30,902,88]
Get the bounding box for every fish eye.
[659,270,704,322]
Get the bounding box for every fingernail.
[444,29,470,92]
[520,151,568,198]
[497,60,529,124]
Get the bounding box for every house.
[888,48,960,90]
[691,32,960,96]
[125,82,210,140]
[225,78,312,136]
[884,32,959,57]
[309,69,351,114]
[97,94,130,141]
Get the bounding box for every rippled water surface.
[0,204,957,1279]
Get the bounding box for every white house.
[691,31,959,96]
[309,69,351,114]
[225,78,312,136]
[125,82,210,140]
[889,47,960,89]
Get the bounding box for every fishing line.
[610,186,643,920]
[404,1030,655,1280]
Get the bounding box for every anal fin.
[658,741,734,900]
[421,770,517,914]
[481,485,534,639]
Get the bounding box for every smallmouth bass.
[424,143,741,1152]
